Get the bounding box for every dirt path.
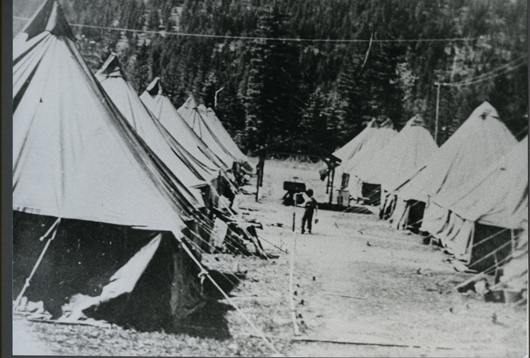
[252,159,527,357]
[10,159,527,357]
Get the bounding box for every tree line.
[14,0,528,154]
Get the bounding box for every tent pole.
[14,218,62,311]
[434,82,441,144]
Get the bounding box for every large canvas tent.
[390,102,517,231]
[371,115,438,218]
[178,97,237,169]
[332,118,379,164]
[139,79,237,201]
[428,136,528,269]
[13,0,202,330]
[95,53,208,210]
[204,107,249,164]
[340,118,397,203]
[359,115,437,191]
[139,78,228,173]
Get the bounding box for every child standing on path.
[301,189,318,234]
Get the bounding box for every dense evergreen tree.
[13,0,529,152]
[243,3,302,151]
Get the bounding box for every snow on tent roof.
[396,102,517,203]
[342,118,397,178]
[433,136,528,230]
[139,79,228,172]
[357,115,438,190]
[95,54,211,208]
[205,107,249,163]
[178,97,235,169]
[13,1,187,232]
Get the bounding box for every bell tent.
[428,136,528,270]
[13,0,203,330]
[95,53,209,210]
[340,118,397,204]
[390,102,517,232]
[372,115,438,218]
[178,97,237,170]
[139,79,237,201]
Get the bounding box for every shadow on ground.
[175,269,246,340]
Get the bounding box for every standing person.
[301,189,318,234]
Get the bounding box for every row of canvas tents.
[330,102,527,294]
[12,0,257,332]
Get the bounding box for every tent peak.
[95,53,125,81]
[472,101,499,120]
[20,0,75,41]
[146,77,162,96]
[406,114,427,128]
[365,118,378,128]
[183,96,199,110]
[379,118,394,129]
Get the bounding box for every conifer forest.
[13,0,528,153]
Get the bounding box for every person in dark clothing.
[301,189,318,234]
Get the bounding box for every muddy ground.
[12,159,527,357]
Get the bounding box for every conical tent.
[140,79,228,173]
[14,2,187,231]
[333,118,378,164]
[331,119,378,195]
[95,54,210,209]
[341,119,397,199]
[345,118,398,184]
[178,97,236,169]
[13,0,202,329]
[358,115,438,190]
[392,102,517,231]
[429,136,528,262]
[204,106,249,163]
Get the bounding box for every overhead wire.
[13,15,501,44]
[439,56,527,87]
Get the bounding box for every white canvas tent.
[359,115,438,190]
[204,106,250,164]
[13,0,202,329]
[140,79,230,173]
[178,97,237,169]
[390,102,517,231]
[95,54,208,210]
[371,115,438,218]
[341,118,397,201]
[429,136,528,265]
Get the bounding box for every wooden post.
[434,82,441,144]
[289,212,300,336]
[255,164,260,202]
[329,166,335,204]
[255,155,265,202]
[259,155,265,188]
[325,167,330,195]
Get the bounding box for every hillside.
[13,0,528,153]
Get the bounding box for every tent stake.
[14,218,61,311]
